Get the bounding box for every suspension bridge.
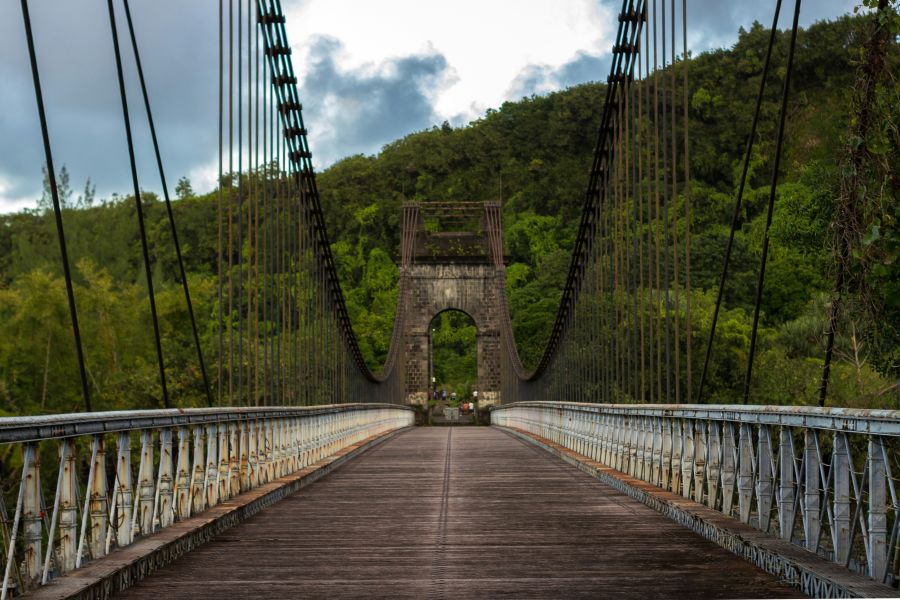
[1,0,898,598]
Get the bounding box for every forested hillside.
[0,14,896,414]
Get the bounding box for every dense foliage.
[0,14,896,414]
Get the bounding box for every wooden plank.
[114,428,798,599]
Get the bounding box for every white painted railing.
[0,404,413,597]
[492,402,900,585]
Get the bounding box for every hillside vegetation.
[0,15,896,413]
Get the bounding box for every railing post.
[640,417,652,480]
[572,410,581,455]
[601,414,612,466]
[706,422,721,509]
[57,438,78,572]
[632,416,642,478]
[265,419,275,481]
[738,423,754,524]
[115,432,133,548]
[290,417,300,471]
[662,419,673,490]
[334,413,341,453]
[322,413,340,457]
[803,429,821,552]
[608,415,618,470]
[588,411,599,462]
[651,417,662,486]
[228,422,240,497]
[22,443,42,585]
[89,437,108,561]
[721,422,737,516]
[778,426,796,541]
[300,415,309,467]
[671,419,683,494]
[137,430,155,537]
[278,418,288,476]
[570,409,580,454]
[833,432,851,564]
[192,426,207,513]
[247,421,258,489]
[311,416,319,465]
[272,419,282,477]
[623,415,635,475]
[757,425,774,533]
[175,427,192,519]
[596,413,606,464]
[205,424,218,508]
[614,414,623,469]
[157,429,175,530]
[328,413,334,457]
[681,420,694,499]
[218,424,231,500]
[258,419,269,483]
[868,436,888,579]
[325,413,341,456]
[583,411,592,458]
[75,438,97,570]
[693,421,706,504]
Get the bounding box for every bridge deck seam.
[427,428,453,600]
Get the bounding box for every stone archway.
[400,202,503,409]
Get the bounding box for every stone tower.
[399,202,504,409]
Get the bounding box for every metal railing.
[0,404,413,597]
[492,402,900,585]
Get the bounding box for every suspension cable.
[227,0,235,405]
[696,0,784,403]
[237,0,245,407]
[19,0,92,412]
[217,0,225,405]
[121,0,213,407]
[105,0,170,408]
[744,0,803,403]
[681,0,692,403]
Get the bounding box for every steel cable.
[19,0,92,412]
[120,0,213,407]
[696,0,784,403]
[105,0,170,408]
[217,0,225,406]
[744,0,803,404]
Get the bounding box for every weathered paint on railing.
[491,402,900,586]
[0,404,413,597]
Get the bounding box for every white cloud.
[285,0,616,123]
[0,174,39,213]
[188,160,219,196]
[0,0,863,214]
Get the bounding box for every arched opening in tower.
[428,309,477,420]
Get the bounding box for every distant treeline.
[0,14,896,413]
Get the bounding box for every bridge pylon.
[398,201,505,410]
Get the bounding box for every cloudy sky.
[0,0,857,213]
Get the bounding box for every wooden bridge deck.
[115,427,799,599]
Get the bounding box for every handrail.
[494,402,900,436]
[492,402,900,586]
[0,404,412,444]
[0,404,413,597]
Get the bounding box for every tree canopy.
[0,13,896,414]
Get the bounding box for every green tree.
[175,176,195,200]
